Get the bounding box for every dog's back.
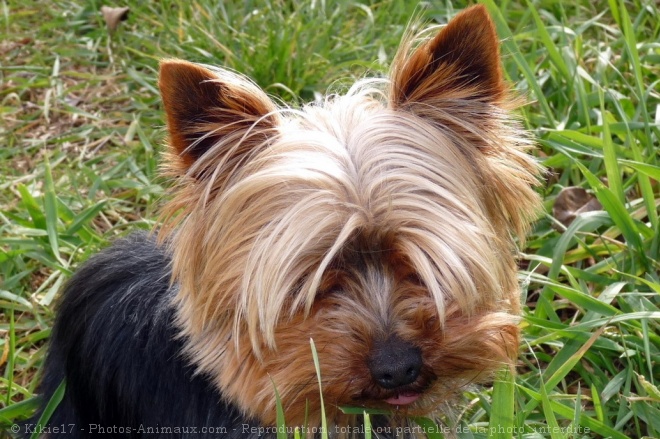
[22,233,254,438]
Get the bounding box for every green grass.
[1,0,659,437]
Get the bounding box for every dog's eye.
[318,284,343,298]
[317,269,344,298]
[404,273,425,287]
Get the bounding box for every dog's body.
[30,233,347,438]
[27,234,247,437]
[24,6,541,438]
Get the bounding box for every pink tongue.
[385,392,419,405]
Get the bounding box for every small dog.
[24,5,541,438]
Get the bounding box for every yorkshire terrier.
[24,5,541,438]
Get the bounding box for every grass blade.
[270,376,287,439]
[574,161,648,270]
[487,368,515,439]
[43,156,63,265]
[310,338,328,439]
[598,89,624,205]
[29,380,66,439]
[525,0,571,80]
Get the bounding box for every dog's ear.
[390,6,542,239]
[390,5,504,109]
[159,60,278,175]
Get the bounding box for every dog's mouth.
[383,391,420,406]
[353,378,432,409]
[348,365,436,411]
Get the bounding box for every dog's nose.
[368,335,422,389]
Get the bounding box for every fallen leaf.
[553,186,602,227]
[101,6,130,32]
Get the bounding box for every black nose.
[368,335,422,389]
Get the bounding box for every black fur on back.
[19,233,271,438]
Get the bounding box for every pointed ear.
[390,5,505,108]
[158,60,278,175]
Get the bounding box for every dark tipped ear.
[158,60,278,172]
[390,5,505,108]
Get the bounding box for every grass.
[1,0,659,437]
